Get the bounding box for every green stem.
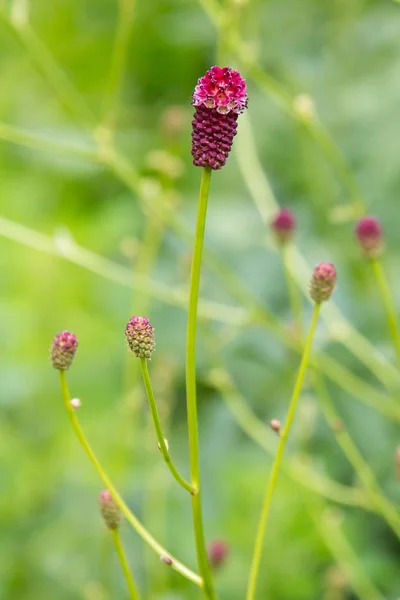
[58,371,202,588]
[185,166,216,600]
[370,258,400,368]
[246,302,321,600]
[140,358,195,494]
[111,528,141,600]
[281,244,304,339]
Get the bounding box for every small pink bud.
[98,490,123,530]
[191,66,248,170]
[208,540,229,569]
[271,208,296,245]
[125,316,155,359]
[309,262,336,303]
[50,331,78,370]
[160,555,173,566]
[269,419,281,435]
[355,216,383,258]
[70,398,81,410]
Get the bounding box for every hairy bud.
[309,262,337,303]
[125,316,155,359]
[50,331,78,370]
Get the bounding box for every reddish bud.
[208,540,229,569]
[309,262,336,303]
[98,490,123,530]
[125,316,155,359]
[355,216,383,258]
[50,331,78,370]
[271,208,296,244]
[191,66,248,170]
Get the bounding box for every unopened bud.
[158,438,169,452]
[98,490,123,530]
[269,419,281,435]
[208,540,229,569]
[50,331,78,370]
[125,316,155,359]
[355,216,383,259]
[70,398,81,410]
[309,262,336,303]
[160,555,173,566]
[271,208,296,245]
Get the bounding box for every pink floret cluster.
[192,66,248,115]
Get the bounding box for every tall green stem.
[185,166,216,600]
[58,371,202,588]
[370,258,400,368]
[246,302,321,600]
[281,244,304,339]
[111,528,141,600]
[140,358,195,494]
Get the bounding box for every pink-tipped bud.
[208,540,229,569]
[98,490,123,530]
[191,66,248,170]
[309,262,337,303]
[125,316,155,359]
[355,216,383,258]
[271,208,296,245]
[50,331,78,370]
[269,419,281,435]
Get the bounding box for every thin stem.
[370,258,400,368]
[281,244,304,339]
[185,166,217,600]
[246,302,321,600]
[111,528,141,600]
[140,358,195,494]
[58,371,202,588]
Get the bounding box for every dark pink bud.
[50,331,78,370]
[125,316,155,359]
[98,489,123,530]
[191,66,248,170]
[208,540,229,569]
[271,208,296,244]
[309,262,337,303]
[355,216,383,258]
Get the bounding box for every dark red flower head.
[271,208,296,244]
[191,66,248,170]
[355,216,383,258]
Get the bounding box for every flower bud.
[50,331,78,370]
[208,540,229,569]
[160,555,173,566]
[125,316,155,359]
[269,419,281,435]
[70,398,81,410]
[191,66,248,170]
[98,489,123,530]
[309,262,336,303]
[271,208,296,245]
[355,216,383,258]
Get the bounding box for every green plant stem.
[370,257,400,368]
[58,371,202,588]
[246,302,321,600]
[140,358,195,494]
[185,165,217,600]
[111,528,141,600]
[281,244,304,339]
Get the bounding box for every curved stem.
[186,166,217,600]
[58,371,202,588]
[111,528,141,600]
[370,258,400,368]
[246,302,321,600]
[140,358,195,494]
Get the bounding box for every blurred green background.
[1,0,400,598]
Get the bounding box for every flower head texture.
[208,540,229,568]
[309,262,337,303]
[98,489,123,530]
[125,316,155,359]
[191,66,248,170]
[355,216,383,258]
[50,331,78,370]
[271,208,296,244]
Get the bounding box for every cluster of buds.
[50,331,78,370]
[355,216,383,259]
[191,66,248,170]
[98,489,123,530]
[125,316,155,359]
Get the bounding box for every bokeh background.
[1,0,400,598]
